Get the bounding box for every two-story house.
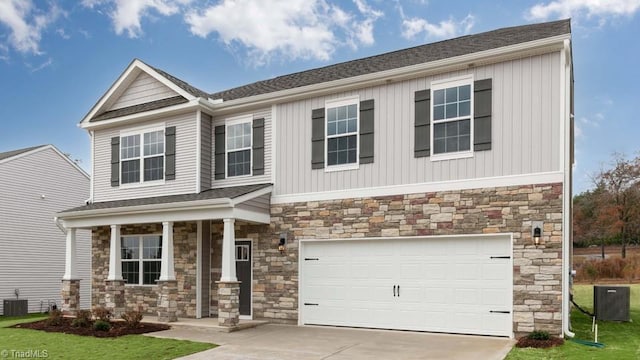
[58,19,574,338]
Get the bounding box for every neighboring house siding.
[93,111,198,202]
[0,148,91,313]
[201,113,212,191]
[275,52,562,196]
[210,107,272,188]
[110,72,178,110]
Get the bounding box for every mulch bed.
[516,337,565,348]
[11,318,170,338]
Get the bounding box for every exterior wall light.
[532,221,543,246]
[278,233,287,253]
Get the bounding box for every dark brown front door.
[235,241,252,316]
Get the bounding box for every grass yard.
[506,284,640,360]
[0,314,215,360]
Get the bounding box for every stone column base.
[105,280,126,318]
[157,280,178,322]
[216,281,241,327]
[61,279,80,315]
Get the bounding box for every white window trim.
[225,115,253,178]
[430,75,474,162]
[119,125,166,188]
[121,233,162,287]
[324,96,360,172]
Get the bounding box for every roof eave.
[80,99,200,130]
[207,34,571,115]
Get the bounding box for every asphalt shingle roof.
[209,19,571,101]
[60,183,272,213]
[91,96,188,122]
[0,145,47,161]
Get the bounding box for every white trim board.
[272,171,564,204]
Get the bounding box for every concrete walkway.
[147,324,514,360]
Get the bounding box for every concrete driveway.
[148,324,514,360]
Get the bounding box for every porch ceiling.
[57,183,272,228]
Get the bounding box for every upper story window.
[431,77,473,159]
[121,235,162,285]
[226,120,252,177]
[326,97,358,170]
[120,129,164,185]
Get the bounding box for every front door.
[235,240,252,317]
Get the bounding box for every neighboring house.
[0,145,91,314]
[57,19,574,338]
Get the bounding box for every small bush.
[46,309,63,326]
[92,306,112,322]
[71,310,93,328]
[93,320,111,332]
[527,330,551,341]
[121,310,144,328]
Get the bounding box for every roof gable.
[0,144,89,179]
[80,59,209,125]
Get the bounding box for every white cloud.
[0,0,64,55]
[82,0,190,38]
[56,28,70,39]
[401,14,475,40]
[185,0,382,65]
[526,0,640,22]
[26,57,53,73]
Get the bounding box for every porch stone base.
[104,280,126,317]
[157,280,178,322]
[216,281,240,327]
[60,279,80,315]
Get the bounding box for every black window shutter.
[165,126,176,180]
[214,125,226,179]
[311,108,325,169]
[474,79,492,151]
[110,137,120,187]
[252,118,265,175]
[359,99,374,164]
[414,89,431,157]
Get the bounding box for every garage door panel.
[301,237,512,337]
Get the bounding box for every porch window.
[121,235,162,285]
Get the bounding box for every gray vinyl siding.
[93,111,198,202]
[201,113,212,191]
[110,72,178,110]
[209,108,272,188]
[236,194,270,213]
[0,148,91,313]
[275,51,562,196]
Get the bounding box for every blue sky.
[0,0,639,194]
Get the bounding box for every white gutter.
[561,38,575,338]
[58,197,233,219]
[54,217,66,234]
[81,100,200,130]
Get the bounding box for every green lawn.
[0,314,215,360]
[506,284,640,360]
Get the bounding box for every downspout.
[562,38,575,338]
[54,217,67,235]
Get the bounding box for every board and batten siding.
[0,147,91,313]
[93,111,198,202]
[209,108,272,188]
[109,72,178,110]
[275,52,562,196]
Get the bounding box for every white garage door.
[300,236,512,337]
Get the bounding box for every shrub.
[46,309,63,326]
[121,310,144,328]
[71,310,92,328]
[93,320,111,332]
[92,306,112,322]
[527,330,551,341]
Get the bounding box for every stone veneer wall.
[245,183,564,335]
[92,222,197,317]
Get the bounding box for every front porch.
[145,316,268,333]
[57,184,273,329]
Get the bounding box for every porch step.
[147,317,268,333]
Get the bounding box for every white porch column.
[62,228,77,280]
[107,225,122,281]
[159,221,176,281]
[220,218,237,282]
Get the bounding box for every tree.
[593,154,640,258]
